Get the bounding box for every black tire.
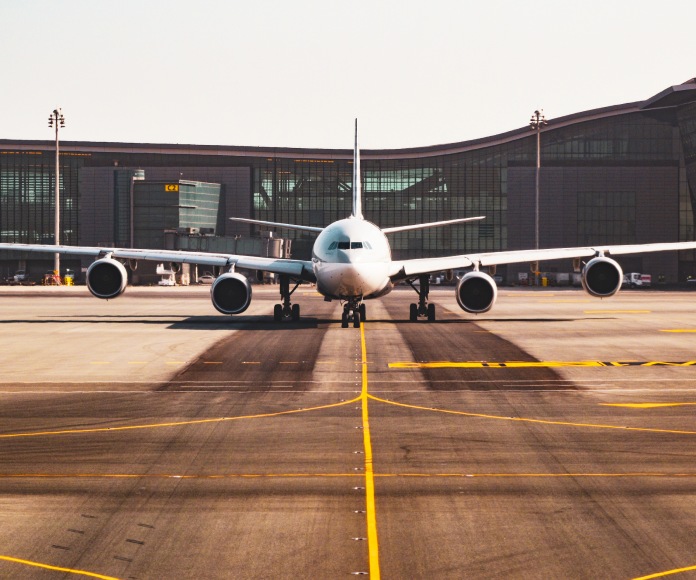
[359,303,366,321]
[291,303,300,321]
[427,303,436,322]
[341,311,349,328]
[353,310,361,328]
[274,304,282,321]
[409,303,418,322]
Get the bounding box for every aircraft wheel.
[353,310,361,328]
[359,303,366,321]
[341,311,349,328]
[427,303,436,322]
[274,304,282,321]
[409,303,418,322]
[291,303,300,321]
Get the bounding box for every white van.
[622,272,651,288]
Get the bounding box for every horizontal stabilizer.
[382,216,485,234]
[229,217,324,233]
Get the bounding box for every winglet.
[352,119,363,219]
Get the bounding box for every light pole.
[48,108,65,278]
[529,110,547,252]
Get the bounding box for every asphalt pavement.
[0,285,695,579]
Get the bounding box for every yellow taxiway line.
[602,402,696,409]
[632,562,696,579]
[389,360,696,369]
[0,555,118,579]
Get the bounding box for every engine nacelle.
[582,256,623,298]
[86,257,128,299]
[456,271,498,314]
[211,272,252,315]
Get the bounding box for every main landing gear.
[407,275,436,322]
[341,299,366,328]
[273,275,301,322]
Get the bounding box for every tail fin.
[352,119,363,219]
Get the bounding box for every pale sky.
[1,0,695,150]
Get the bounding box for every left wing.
[390,241,696,280]
[0,243,315,280]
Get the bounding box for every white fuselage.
[312,218,392,300]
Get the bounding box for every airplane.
[3,120,696,328]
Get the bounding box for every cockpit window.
[331,240,371,250]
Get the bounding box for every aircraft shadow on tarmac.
[0,315,605,329]
[169,315,599,329]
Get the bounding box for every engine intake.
[87,257,128,299]
[211,272,252,315]
[582,256,623,298]
[456,271,498,314]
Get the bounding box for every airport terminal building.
[1,77,696,284]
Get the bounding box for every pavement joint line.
[583,310,651,314]
[2,472,696,479]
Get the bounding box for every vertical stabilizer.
[352,119,363,219]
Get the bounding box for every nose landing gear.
[341,299,365,328]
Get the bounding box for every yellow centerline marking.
[360,322,381,580]
[0,555,118,579]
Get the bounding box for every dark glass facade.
[1,78,696,282]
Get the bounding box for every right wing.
[389,241,696,280]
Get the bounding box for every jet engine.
[211,272,252,315]
[456,271,498,314]
[581,256,623,298]
[86,257,128,299]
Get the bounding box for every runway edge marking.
[360,322,381,580]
